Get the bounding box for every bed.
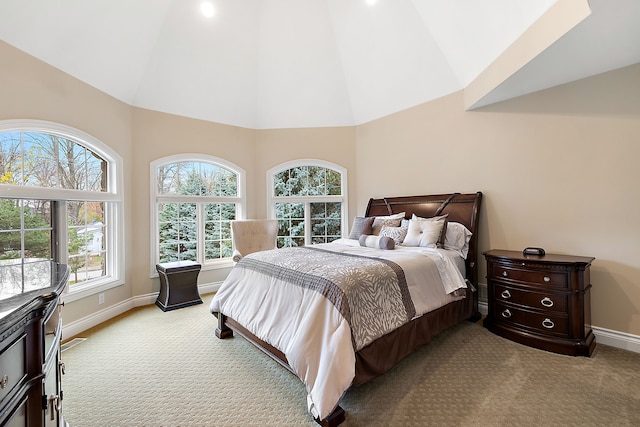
[210,192,482,426]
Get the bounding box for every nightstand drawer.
[494,283,568,313]
[490,263,568,288]
[494,302,568,337]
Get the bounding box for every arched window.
[267,160,348,247]
[0,120,124,302]
[150,154,245,272]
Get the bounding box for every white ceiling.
[1,0,639,129]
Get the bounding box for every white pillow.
[444,222,473,259]
[402,217,446,248]
[371,212,405,235]
[411,213,448,247]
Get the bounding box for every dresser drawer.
[489,262,568,288]
[494,302,568,337]
[494,283,568,313]
[44,311,62,364]
[0,333,27,405]
[0,393,27,427]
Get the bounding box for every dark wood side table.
[483,249,596,357]
[155,261,202,311]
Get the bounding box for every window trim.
[266,159,348,244]
[0,119,125,303]
[150,153,246,276]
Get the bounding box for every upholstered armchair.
[231,219,278,263]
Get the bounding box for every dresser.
[0,262,69,426]
[483,250,595,357]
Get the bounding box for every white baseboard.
[64,283,639,355]
[592,326,640,354]
[62,281,221,340]
[478,301,488,316]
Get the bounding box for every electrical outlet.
[98,293,105,304]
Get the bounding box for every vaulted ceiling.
[1,0,639,129]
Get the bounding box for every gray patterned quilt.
[236,246,416,351]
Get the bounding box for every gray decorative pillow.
[348,216,374,239]
[379,225,409,245]
[372,212,405,235]
[378,236,395,250]
[359,234,395,250]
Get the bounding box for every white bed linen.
[210,240,467,420]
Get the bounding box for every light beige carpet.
[61,294,640,426]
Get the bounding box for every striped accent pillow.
[348,216,374,239]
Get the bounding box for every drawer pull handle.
[502,271,508,277]
[541,297,554,307]
[542,318,555,329]
[543,276,551,282]
[0,375,7,389]
[48,395,61,421]
[501,290,512,299]
[501,309,512,318]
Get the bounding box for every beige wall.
[2,40,639,337]
[129,119,356,297]
[254,127,357,219]
[0,41,357,323]
[130,109,257,297]
[356,63,640,335]
[0,41,134,323]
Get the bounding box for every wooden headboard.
[365,192,483,290]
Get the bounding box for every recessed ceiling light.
[200,1,215,18]
[365,0,377,5]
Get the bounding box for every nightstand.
[155,261,202,311]
[483,249,596,357]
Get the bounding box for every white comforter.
[210,239,467,420]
